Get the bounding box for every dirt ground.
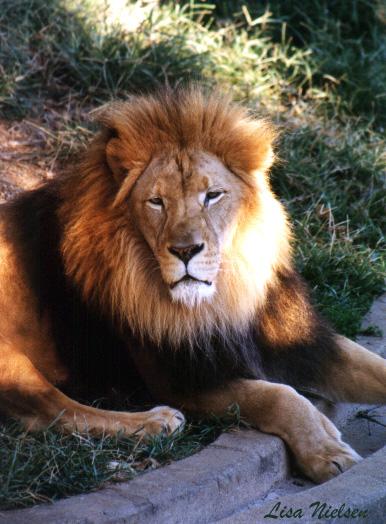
[0,119,57,203]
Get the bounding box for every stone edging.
[223,445,386,523]
[1,431,289,523]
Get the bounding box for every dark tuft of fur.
[3,187,152,407]
[132,271,342,397]
[258,271,342,390]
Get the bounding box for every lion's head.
[60,87,292,345]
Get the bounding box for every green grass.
[273,124,385,336]
[0,408,242,510]
[0,0,385,510]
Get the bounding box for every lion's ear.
[104,132,129,183]
[218,117,277,183]
[91,104,131,183]
[247,120,276,177]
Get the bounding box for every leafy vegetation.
[0,0,384,509]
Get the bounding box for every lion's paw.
[137,406,185,437]
[300,439,361,484]
[297,413,362,483]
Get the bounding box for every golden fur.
[1,87,386,485]
[60,87,290,345]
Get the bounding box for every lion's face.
[130,151,245,306]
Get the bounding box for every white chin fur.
[170,280,215,307]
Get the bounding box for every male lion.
[0,87,385,484]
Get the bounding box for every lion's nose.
[168,243,204,265]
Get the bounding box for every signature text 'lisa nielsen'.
[264,501,368,520]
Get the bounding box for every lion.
[1,86,385,484]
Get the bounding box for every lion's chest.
[127,329,266,397]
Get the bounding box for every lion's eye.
[148,197,164,209]
[204,191,224,207]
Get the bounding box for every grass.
[0,0,385,510]
[0,408,242,510]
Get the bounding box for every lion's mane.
[58,87,292,348]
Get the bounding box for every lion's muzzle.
[165,240,217,305]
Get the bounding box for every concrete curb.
[1,431,289,523]
[221,445,386,523]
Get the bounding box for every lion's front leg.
[179,379,360,483]
[0,346,184,437]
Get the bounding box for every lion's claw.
[137,406,185,437]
